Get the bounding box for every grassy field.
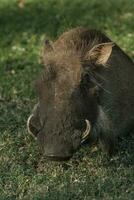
[0,0,134,199]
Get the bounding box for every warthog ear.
[44,39,54,52]
[85,42,114,66]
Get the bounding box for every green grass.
[0,0,134,199]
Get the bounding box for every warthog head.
[27,28,113,161]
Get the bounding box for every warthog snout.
[27,112,91,161]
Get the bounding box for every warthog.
[27,27,134,161]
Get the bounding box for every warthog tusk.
[81,119,91,143]
[27,114,34,135]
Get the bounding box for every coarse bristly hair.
[40,27,112,90]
